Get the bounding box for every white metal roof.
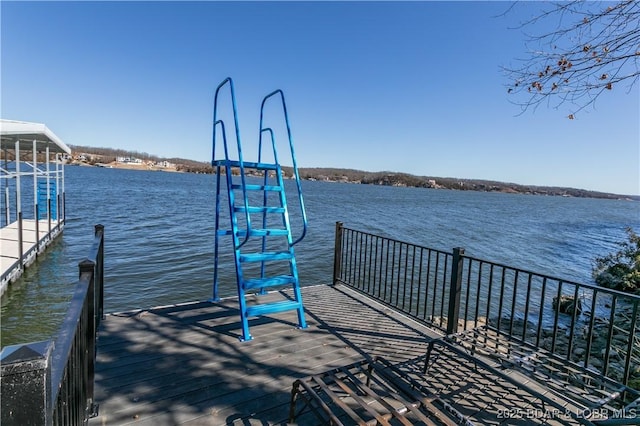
[0,119,71,154]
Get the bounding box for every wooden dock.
[0,218,64,294]
[90,284,587,426]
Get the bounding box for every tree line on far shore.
[70,145,213,173]
[70,145,637,200]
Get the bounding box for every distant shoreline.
[70,159,639,202]
[80,161,181,172]
[68,146,639,201]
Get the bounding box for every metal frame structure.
[211,78,308,341]
[334,222,640,424]
[289,356,468,425]
[0,119,71,294]
[333,222,640,388]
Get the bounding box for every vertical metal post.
[56,154,61,224]
[0,340,53,426]
[62,154,66,224]
[4,185,9,226]
[622,300,638,386]
[212,165,222,302]
[46,146,51,234]
[446,247,465,335]
[3,147,9,227]
[94,224,105,322]
[79,258,97,415]
[33,140,39,251]
[15,141,23,270]
[333,222,343,285]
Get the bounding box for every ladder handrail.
[212,119,231,301]
[212,77,252,248]
[258,90,308,246]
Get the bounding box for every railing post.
[94,224,105,322]
[333,222,344,286]
[446,247,465,335]
[79,257,97,418]
[0,341,53,426]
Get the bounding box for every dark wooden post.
[446,247,465,335]
[333,222,344,286]
[0,341,53,426]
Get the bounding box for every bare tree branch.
[503,0,639,117]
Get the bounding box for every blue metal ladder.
[211,77,308,341]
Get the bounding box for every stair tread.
[246,300,302,317]
[213,159,278,170]
[217,229,289,237]
[234,206,286,213]
[248,228,289,236]
[231,184,282,191]
[243,275,296,290]
[240,251,293,262]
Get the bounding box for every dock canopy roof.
[0,119,71,154]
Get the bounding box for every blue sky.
[2,1,638,195]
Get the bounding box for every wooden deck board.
[90,284,440,426]
[91,284,598,425]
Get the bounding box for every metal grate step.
[234,206,286,214]
[243,275,296,291]
[240,251,294,263]
[246,300,302,317]
[217,229,289,238]
[231,183,282,192]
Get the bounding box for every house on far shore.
[116,156,143,164]
[157,160,175,168]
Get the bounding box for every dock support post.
[4,186,8,226]
[3,146,8,225]
[446,247,465,335]
[61,153,66,225]
[56,154,61,226]
[33,140,39,252]
[46,146,51,235]
[15,141,23,271]
[333,221,343,286]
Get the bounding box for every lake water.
[1,165,638,346]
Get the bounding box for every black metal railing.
[1,225,104,425]
[333,222,455,332]
[333,222,640,387]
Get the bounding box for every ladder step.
[234,206,286,214]
[240,251,293,262]
[231,184,282,191]
[249,228,289,237]
[215,160,278,170]
[246,300,302,317]
[217,229,289,237]
[243,275,296,290]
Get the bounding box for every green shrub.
[592,227,640,294]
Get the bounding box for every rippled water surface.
[2,166,638,346]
